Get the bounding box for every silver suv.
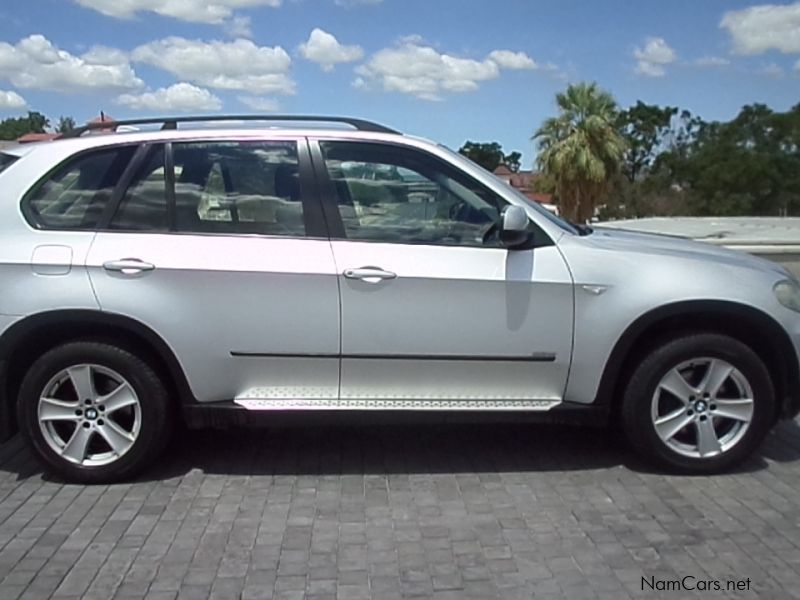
[0,115,797,483]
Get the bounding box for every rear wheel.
[621,333,774,473]
[18,341,172,483]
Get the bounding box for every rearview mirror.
[499,205,532,249]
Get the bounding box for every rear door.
[86,137,341,404]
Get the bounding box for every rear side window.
[107,140,305,236]
[172,141,305,236]
[23,146,134,230]
[0,153,18,175]
[110,146,168,232]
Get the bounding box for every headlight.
[774,279,800,313]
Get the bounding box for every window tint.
[110,146,168,231]
[172,141,304,236]
[320,141,508,247]
[0,153,18,175]
[24,146,134,230]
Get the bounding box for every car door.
[86,137,340,405]
[312,139,574,408]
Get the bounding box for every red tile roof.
[17,133,58,143]
[492,166,552,204]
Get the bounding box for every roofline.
[63,114,400,138]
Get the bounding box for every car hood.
[588,226,791,277]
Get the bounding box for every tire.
[17,341,173,484]
[621,333,774,473]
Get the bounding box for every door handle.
[343,266,397,282]
[102,259,155,275]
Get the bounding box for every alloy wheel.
[651,357,754,459]
[37,363,141,466]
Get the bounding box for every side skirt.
[182,400,610,429]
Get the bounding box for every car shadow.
[1,418,799,484]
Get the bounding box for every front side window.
[24,146,135,230]
[172,141,304,236]
[320,141,509,247]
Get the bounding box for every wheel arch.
[0,310,194,441]
[596,300,800,421]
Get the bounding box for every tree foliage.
[654,103,800,216]
[534,82,626,222]
[536,82,800,219]
[617,101,677,183]
[0,111,49,140]
[55,116,76,135]
[458,141,523,172]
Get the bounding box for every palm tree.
[534,82,625,222]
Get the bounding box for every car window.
[172,141,304,236]
[320,141,509,247]
[0,153,18,175]
[110,146,168,231]
[23,146,135,230]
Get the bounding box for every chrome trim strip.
[230,352,557,362]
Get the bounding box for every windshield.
[0,153,18,175]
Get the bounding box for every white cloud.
[298,28,363,72]
[721,2,800,55]
[0,34,143,93]
[238,96,280,111]
[760,62,785,78]
[693,56,730,68]
[354,42,537,101]
[633,37,677,77]
[224,16,253,38]
[118,82,222,111]
[0,89,26,110]
[487,50,537,70]
[74,0,281,24]
[132,37,295,95]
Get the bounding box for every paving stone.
[0,422,798,599]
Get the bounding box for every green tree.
[617,101,677,182]
[534,82,626,222]
[0,111,49,140]
[458,141,523,172]
[459,141,504,171]
[55,116,76,135]
[653,103,800,216]
[504,151,522,173]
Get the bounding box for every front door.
[315,140,573,408]
[86,138,340,404]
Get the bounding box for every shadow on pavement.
[1,419,798,484]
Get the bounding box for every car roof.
[63,115,401,137]
[8,114,423,155]
[19,127,426,157]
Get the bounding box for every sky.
[0,0,797,166]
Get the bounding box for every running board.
[233,398,561,411]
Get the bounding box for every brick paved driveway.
[1,419,799,600]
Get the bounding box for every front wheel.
[621,333,774,473]
[18,341,173,484]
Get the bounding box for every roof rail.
[61,115,400,138]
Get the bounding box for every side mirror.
[499,205,532,249]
